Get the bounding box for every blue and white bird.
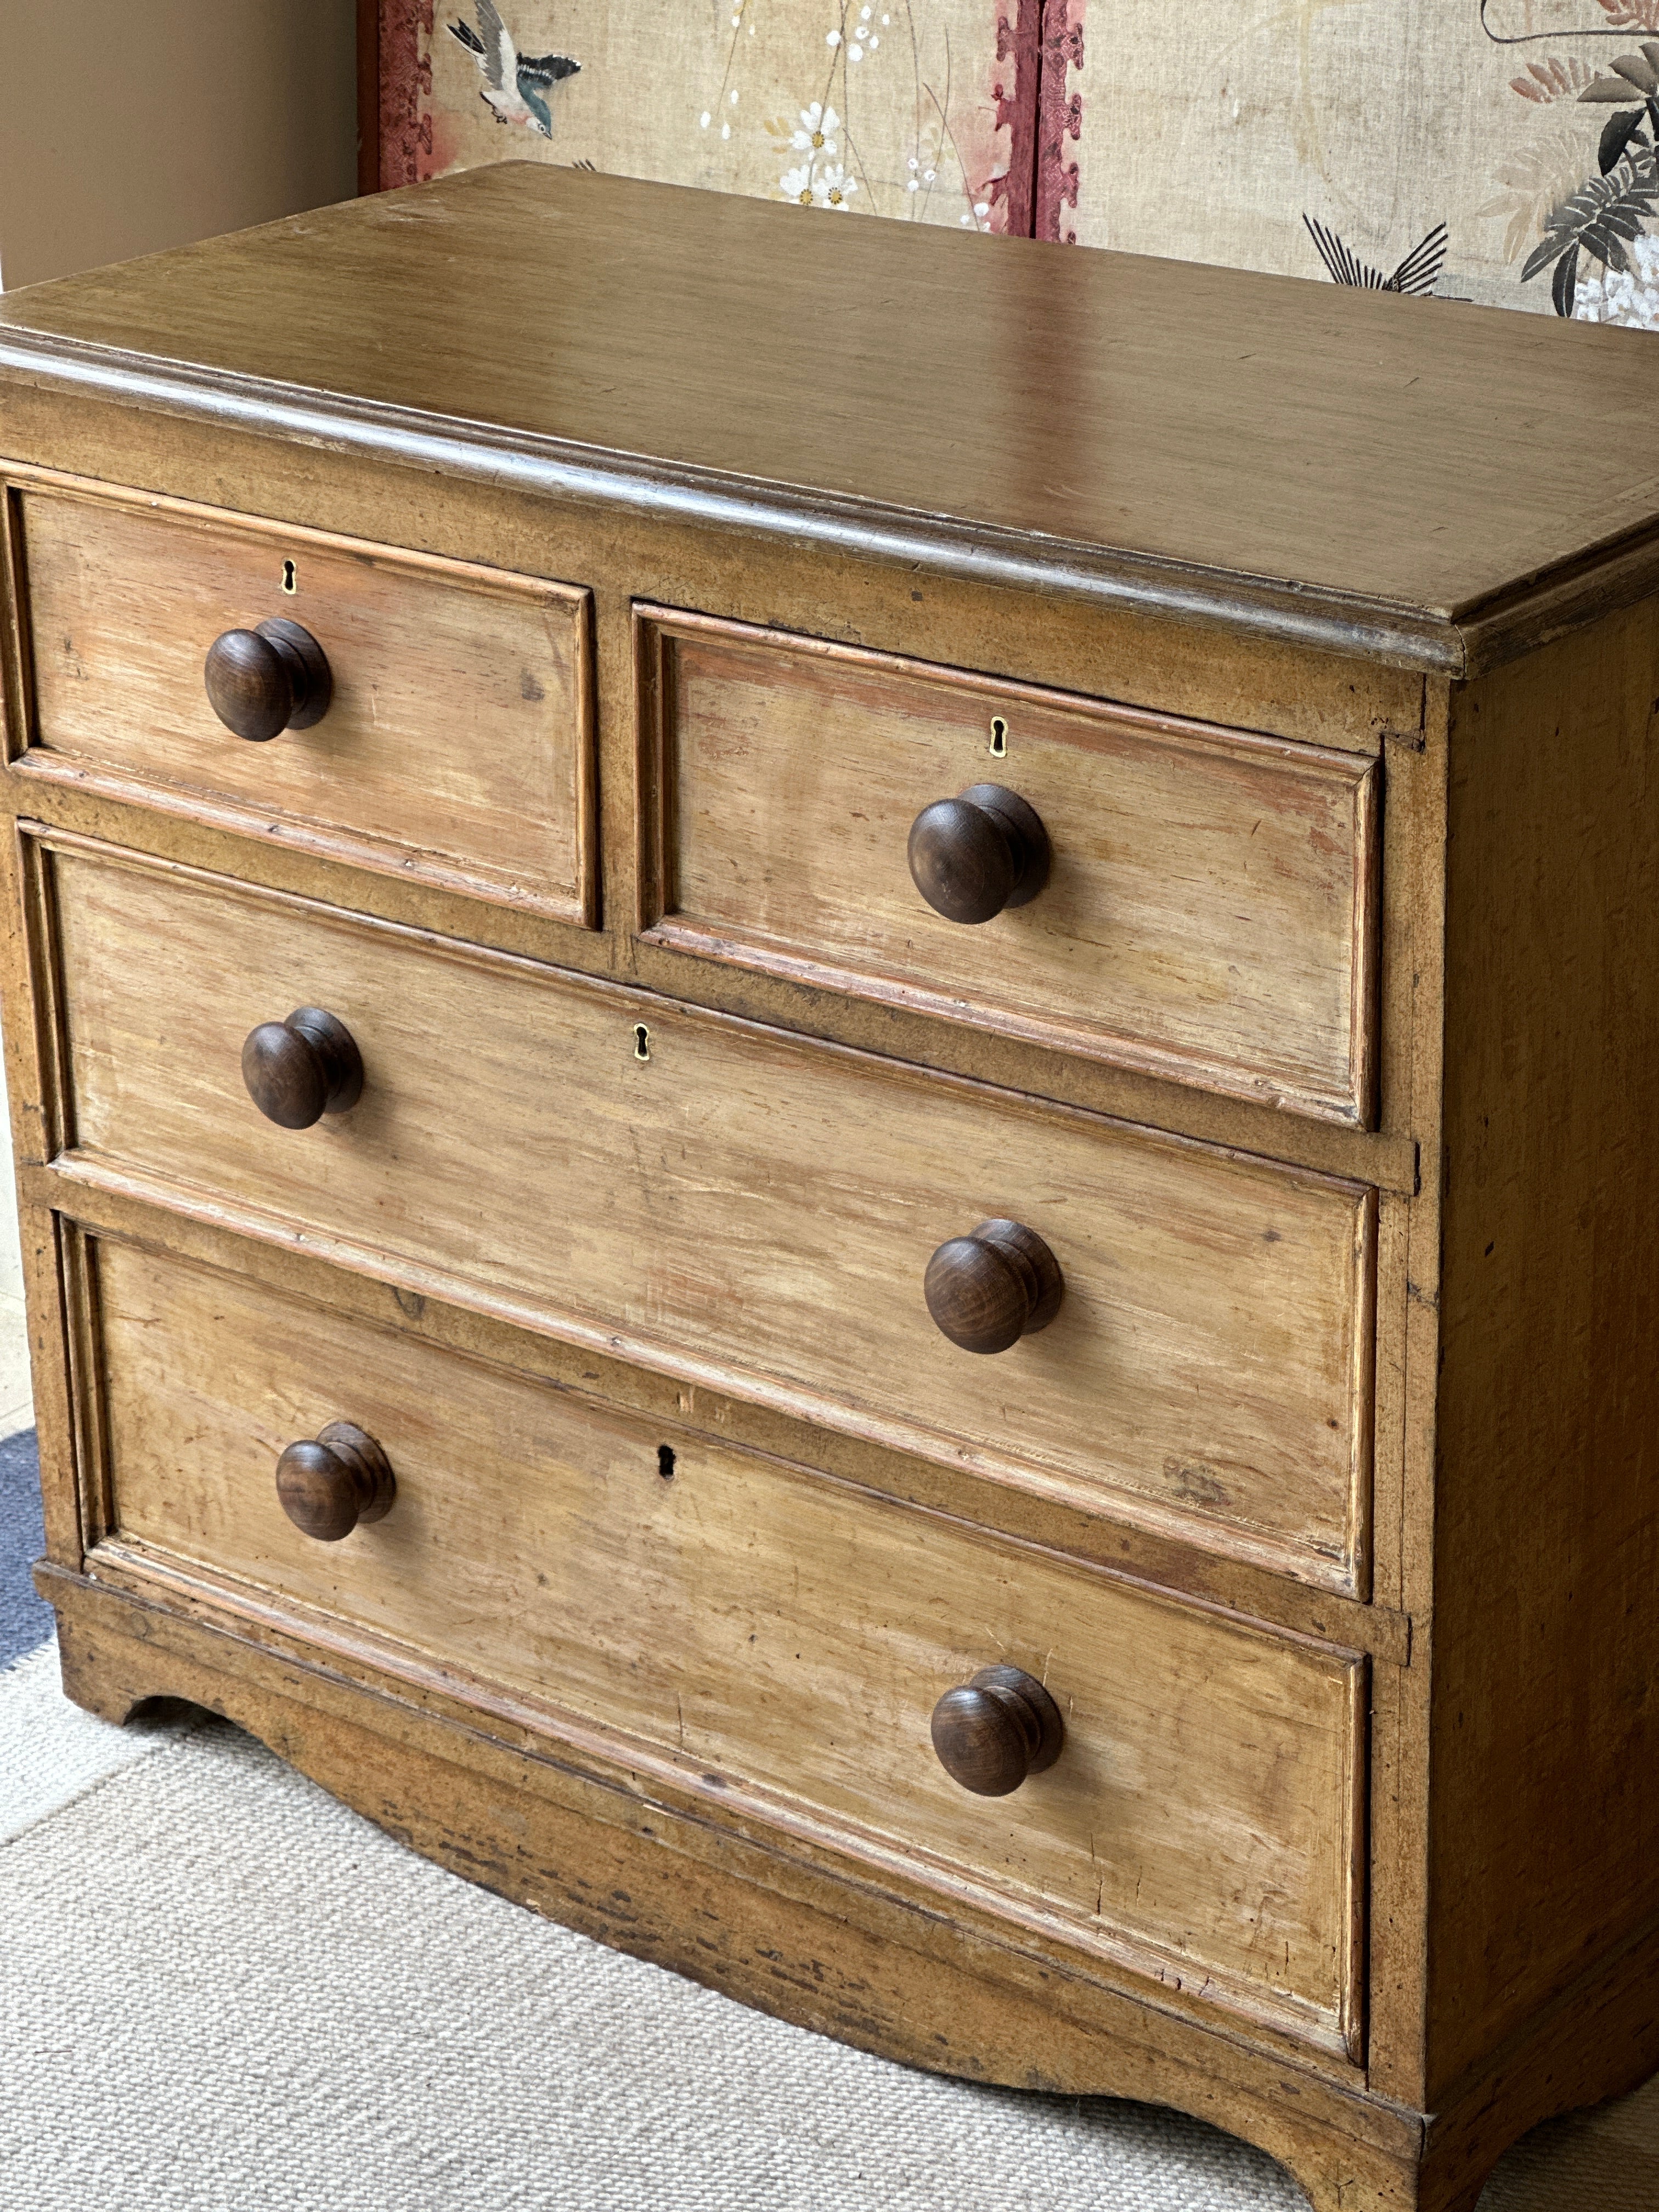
[448,2,580,140]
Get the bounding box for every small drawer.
[637,610,1380,1124]
[43,832,1377,1593]
[3,475,595,922]
[88,1231,1367,2058]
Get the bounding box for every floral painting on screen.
[1049,0,1658,326]
[385,1,1037,237]
[373,0,1659,326]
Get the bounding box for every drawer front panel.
[92,1233,1365,2056]
[10,479,595,921]
[49,837,1375,1590]
[641,612,1379,1124]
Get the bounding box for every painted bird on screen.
[448,2,580,140]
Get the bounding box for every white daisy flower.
[826,27,841,45]
[780,164,814,205]
[812,164,858,211]
[791,101,839,154]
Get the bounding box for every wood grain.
[10,477,597,923]
[38,1173,1417,1664]
[202,617,332,741]
[0,455,1424,1201]
[43,831,1378,1593]
[91,1229,1367,2056]
[3,153,1656,2212]
[930,1666,1066,1799]
[1425,590,1659,2103]
[1,165,1656,669]
[642,611,1380,1124]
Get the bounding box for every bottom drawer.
[87,1230,1365,2058]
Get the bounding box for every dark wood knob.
[924,1218,1063,1354]
[275,1420,396,1542]
[907,783,1050,924]
[241,1007,363,1130]
[932,1664,1065,1796]
[204,617,332,741]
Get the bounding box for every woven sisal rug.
[2,1434,1655,2210]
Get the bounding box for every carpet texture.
[0,1719,1310,2212]
[2,1430,1657,2209]
[0,1427,49,1666]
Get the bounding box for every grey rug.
[0,1428,49,1666]
[1,1448,1655,2208]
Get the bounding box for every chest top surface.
[1,163,1656,671]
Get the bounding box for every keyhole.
[281,560,297,595]
[657,1443,676,1481]
[989,715,1008,758]
[634,1024,651,1062]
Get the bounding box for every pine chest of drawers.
[2,166,1656,2212]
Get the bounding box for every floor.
[0,1060,35,1439]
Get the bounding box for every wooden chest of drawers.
[1,166,1656,2212]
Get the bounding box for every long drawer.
[5,475,595,921]
[637,609,1380,1124]
[42,831,1376,1592]
[88,1229,1366,2058]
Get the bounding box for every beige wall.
[0,0,357,291]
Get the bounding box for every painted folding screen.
[366,1,1659,326]
[1042,0,1658,325]
[372,0,1042,237]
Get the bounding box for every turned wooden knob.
[907,783,1050,924]
[932,1664,1065,1796]
[241,1006,363,1129]
[204,617,332,741]
[275,1420,396,1542]
[924,1218,1063,1354]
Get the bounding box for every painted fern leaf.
[1521,149,1659,283]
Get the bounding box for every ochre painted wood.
[1425,591,1659,2105]
[642,611,1380,1124]
[37,1178,1414,1665]
[91,1231,1366,2056]
[1,163,1657,2212]
[44,831,1377,1594]
[1,165,1657,666]
[9,476,597,924]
